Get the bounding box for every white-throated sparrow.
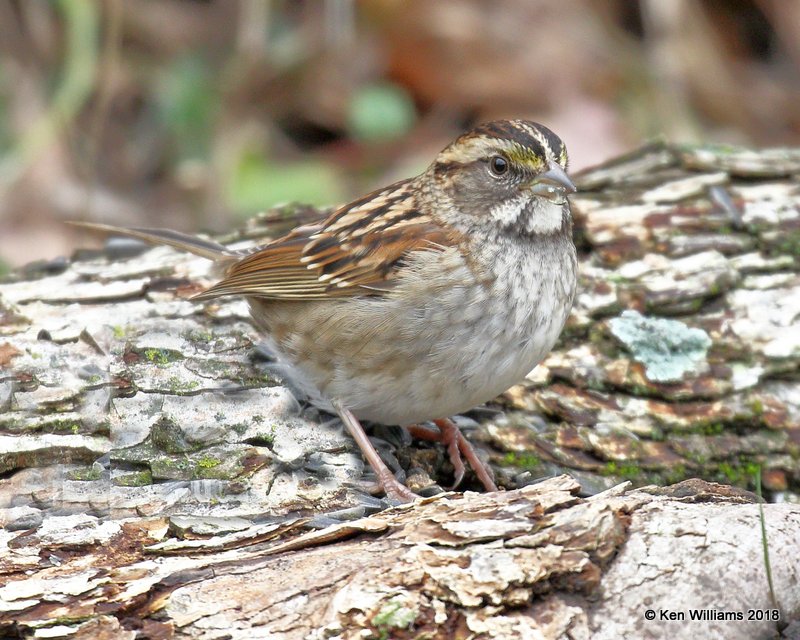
[74,120,578,502]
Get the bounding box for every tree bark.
[2,143,800,638]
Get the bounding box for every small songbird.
[74,120,578,502]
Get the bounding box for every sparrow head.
[428,119,575,236]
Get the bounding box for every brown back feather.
[194,178,459,301]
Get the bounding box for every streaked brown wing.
[194,178,457,300]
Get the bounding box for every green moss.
[769,229,800,257]
[601,461,643,479]
[630,384,654,397]
[47,615,94,627]
[144,348,171,365]
[238,373,277,387]
[230,422,249,435]
[584,377,607,392]
[681,449,708,466]
[197,456,221,469]
[0,416,21,431]
[185,329,213,343]
[8,416,88,435]
[194,454,237,480]
[154,456,193,473]
[743,461,761,477]
[714,459,762,487]
[372,597,417,636]
[248,428,276,447]
[750,398,765,416]
[150,416,194,453]
[500,451,541,469]
[701,422,725,436]
[654,297,705,314]
[140,347,186,366]
[662,464,688,485]
[717,462,741,484]
[114,469,153,486]
[166,376,200,393]
[617,463,642,478]
[68,466,102,481]
[112,325,126,338]
[600,462,616,477]
[558,322,591,342]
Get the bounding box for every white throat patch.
[489,196,564,234]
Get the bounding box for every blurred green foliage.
[154,53,355,213]
[0,65,9,152]
[4,0,796,266]
[348,81,416,142]
[227,149,344,214]
[156,55,217,161]
[8,0,98,177]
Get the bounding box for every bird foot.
[407,418,498,492]
[332,399,418,503]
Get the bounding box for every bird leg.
[331,399,417,503]
[407,418,498,492]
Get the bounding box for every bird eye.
[489,155,508,176]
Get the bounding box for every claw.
[408,419,498,492]
[333,399,417,503]
[435,418,466,489]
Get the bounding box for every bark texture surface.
[1,476,798,639]
[1,144,800,638]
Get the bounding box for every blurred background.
[0,0,799,270]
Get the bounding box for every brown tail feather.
[68,221,239,263]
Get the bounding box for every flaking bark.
[2,145,800,638]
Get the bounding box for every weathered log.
[1,144,799,638]
[1,477,797,639]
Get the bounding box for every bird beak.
[528,162,576,202]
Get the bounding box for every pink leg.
[332,399,417,502]
[407,418,498,492]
